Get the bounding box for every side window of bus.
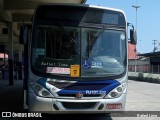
[82,29,99,58]
[101,32,121,59]
[112,33,121,59]
[98,33,113,57]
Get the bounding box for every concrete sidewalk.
[0,79,23,112]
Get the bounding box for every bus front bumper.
[28,92,126,113]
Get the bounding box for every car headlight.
[104,83,127,99]
[30,81,54,98]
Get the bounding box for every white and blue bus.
[22,3,137,113]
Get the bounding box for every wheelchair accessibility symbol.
[83,60,91,69]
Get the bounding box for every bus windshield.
[31,25,126,78]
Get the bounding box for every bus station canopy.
[0,0,86,51]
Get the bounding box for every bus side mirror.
[130,28,137,45]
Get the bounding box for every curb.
[128,72,160,84]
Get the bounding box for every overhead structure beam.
[4,0,40,10]
[0,4,11,22]
[4,0,85,10]
[12,13,32,22]
[1,0,87,53]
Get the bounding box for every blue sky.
[86,0,160,54]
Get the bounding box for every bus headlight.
[104,83,127,99]
[30,81,54,98]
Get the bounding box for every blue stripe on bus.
[36,78,121,95]
[57,80,120,95]
[36,78,48,90]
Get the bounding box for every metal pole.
[8,22,14,86]
[18,46,23,80]
[152,40,158,52]
[132,3,141,73]
[132,5,141,30]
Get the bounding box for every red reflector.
[107,103,122,109]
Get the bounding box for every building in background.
[139,52,160,74]
[128,41,137,59]
[128,41,160,74]
[128,42,150,73]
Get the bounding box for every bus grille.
[61,102,97,109]
[57,94,102,98]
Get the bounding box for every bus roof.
[33,3,126,27]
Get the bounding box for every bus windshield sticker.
[91,61,103,68]
[120,34,125,40]
[46,67,70,74]
[82,60,91,69]
[36,48,45,55]
[70,65,80,77]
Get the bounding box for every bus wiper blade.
[88,26,105,55]
[91,26,105,46]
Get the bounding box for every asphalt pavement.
[0,79,23,112]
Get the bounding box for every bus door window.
[69,31,81,64]
[98,34,113,57]
[82,28,100,59]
